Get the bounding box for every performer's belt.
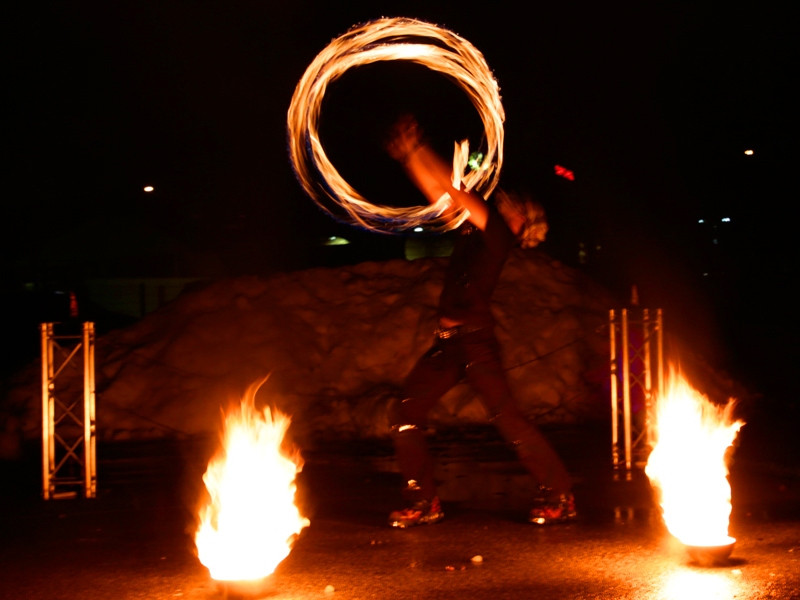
[434,324,486,340]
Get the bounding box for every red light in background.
[69,291,79,318]
[554,165,575,181]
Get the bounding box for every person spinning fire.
[384,115,576,527]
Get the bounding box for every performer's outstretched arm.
[386,115,490,231]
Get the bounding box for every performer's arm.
[386,116,489,231]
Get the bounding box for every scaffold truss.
[40,322,97,499]
[609,307,664,478]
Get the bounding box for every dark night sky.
[3,1,795,393]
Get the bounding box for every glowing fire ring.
[287,17,505,233]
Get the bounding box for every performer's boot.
[388,424,443,528]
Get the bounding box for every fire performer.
[384,115,577,527]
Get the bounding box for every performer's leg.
[389,340,463,502]
[463,331,572,497]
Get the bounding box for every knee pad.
[390,423,421,436]
[388,396,426,429]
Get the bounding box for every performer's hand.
[385,114,425,163]
[384,113,486,228]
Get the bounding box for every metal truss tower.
[40,322,97,499]
[609,306,664,478]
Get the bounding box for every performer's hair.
[496,189,548,249]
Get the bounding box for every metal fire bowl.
[215,577,273,599]
[685,541,735,566]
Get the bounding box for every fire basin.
[685,540,735,567]
[216,577,273,599]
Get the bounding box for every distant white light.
[413,226,424,233]
[721,217,731,223]
[697,218,705,224]
[744,149,754,156]
[143,185,154,193]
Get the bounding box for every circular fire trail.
[287,17,505,233]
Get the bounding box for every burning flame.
[645,366,744,548]
[195,379,310,581]
[287,17,504,233]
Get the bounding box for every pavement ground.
[0,419,798,600]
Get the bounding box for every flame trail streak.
[287,17,505,233]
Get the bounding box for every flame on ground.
[195,379,310,582]
[645,366,744,548]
